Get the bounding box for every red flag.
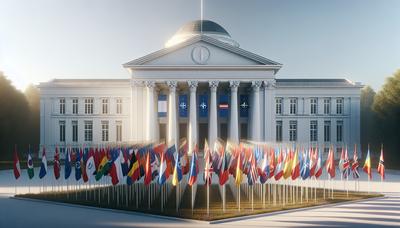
[53,146,60,180]
[13,146,21,179]
[326,147,335,179]
[81,148,88,183]
[377,145,385,180]
[144,152,152,186]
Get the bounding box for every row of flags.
[13,142,385,187]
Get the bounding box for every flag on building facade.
[239,95,249,117]
[39,147,47,179]
[53,147,60,180]
[178,94,188,117]
[13,147,21,180]
[198,94,208,117]
[158,95,167,117]
[377,145,385,180]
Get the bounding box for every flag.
[239,95,249,117]
[64,148,72,180]
[172,150,183,186]
[342,147,350,179]
[326,147,335,179]
[95,152,111,181]
[188,151,198,186]
[363,147,372,180]
[218,94,229,117]
[283,150,293,179]
[315,150,323,178]
[309,147,318,177]
[259,151,269,184]
[158,95,167,117]
[178,94,188,117]
[127,149,140,184]
[351,144,360,179]
[13,147,21,179]
[377,145,385,180]
[39,147,47,179]
[203,140,213,186]
[291,150,300,180]
[158,149,168,185]
[300,152,310,180]
[75,149,82,181]
[247,151,258,186]
[235,149,243,186]
[27,150,34,179]
[81,148,89,183]
[110,150,124,185]
[144,152,152,186]
[268,148,275,178]
[274,149,284,181]
[86,149,96,180]
[54,147,60,180]
[199,94,208,117]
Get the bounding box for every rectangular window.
[84,121,93,142]
[101,121,109,142]
[72,99,78,114]
[310,120,318,142]
[72,120,78,142]
[102,98,108,114]
[276,120,282,142]
[310,98,317,115]
[116,98,123,114]
[84,98,94,114]
[59,120,65,142]
[289,120,297,141]
[289,98,297,115]
[336,98,343,114]
[116,121,122,142]
[59,98,65,114]
[337,120,343,142]
[275,98,282,115]
[324,120,331,142]
[324,98,331,115]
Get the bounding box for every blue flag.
[239,95,249,117]
[65,148,71,180]
[75,150,82,181]
[198,94,208,117]
[178,95,188,117]
[301,153,310,180]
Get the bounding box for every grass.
[16,183,382,221]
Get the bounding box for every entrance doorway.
[159,123,166,143]
[179,123,188,141]
[220,123,228,142]
[199,123,208,150]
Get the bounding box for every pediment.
[123,36,282,68]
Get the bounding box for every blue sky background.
[0,0,399,91]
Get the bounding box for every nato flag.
[198,94,208,117]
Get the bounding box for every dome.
[165,20,239,48]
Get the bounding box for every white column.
[167,81,178,147]
[145,81,157,142]
[188,81,198,154]
[229,80,240,144]
[208,81,219,148]
[251,81,262,141]
[263,80,276,142]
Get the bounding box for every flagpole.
[207,183,210,216]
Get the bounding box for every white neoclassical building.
[39,20,362,157]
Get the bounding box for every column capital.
[209,80,219,92]
[251,80,262,91]
[132,80,144,87]
[188,81,198,92]
[229,80,240,89]
[263,80,276,89]
[145,80,156,88]
[166,81,178,91]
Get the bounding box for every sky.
[0,0,399,91]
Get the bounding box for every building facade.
[39,20,362,157]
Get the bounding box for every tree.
[0,72,31,161]
[372,69,400,168]
[360,86,379,152]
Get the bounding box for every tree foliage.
[0,72,40,161]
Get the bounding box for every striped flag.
[363,147,372,180]
[351,144,360,179]
[203,140,213,186]
[377,145,385,180]
[13,146,21,180]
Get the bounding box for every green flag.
[27,153,34,179]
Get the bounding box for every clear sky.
[0,0,399,91]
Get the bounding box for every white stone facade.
[38,20,362,158]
